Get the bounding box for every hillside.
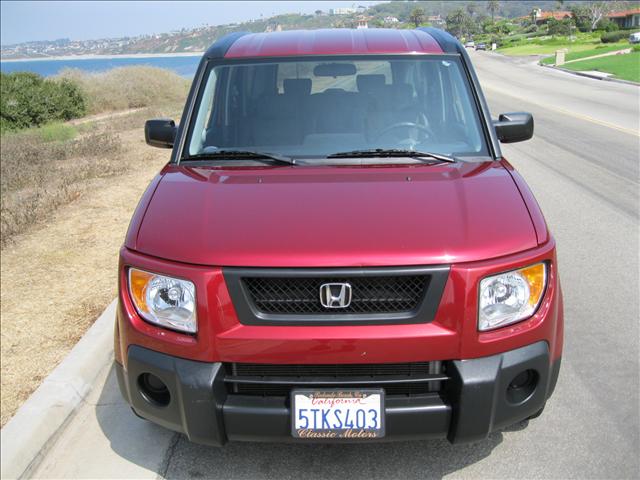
[0,0,634,59]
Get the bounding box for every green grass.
[37,122,78,142]
[496,31,631,57]
[560,52,640,83]
[499,40,601,56]
[540,42,630,64]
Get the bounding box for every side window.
[188,68,218,155]
[442,60,482,151]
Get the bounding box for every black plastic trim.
[225,373,449,386]
[447,341,551,443]
[116,346,228,446]
[115,342,561,445]
[223,266,450,326]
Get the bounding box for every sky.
[1,1,382,46]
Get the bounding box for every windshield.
[185,56,488,161]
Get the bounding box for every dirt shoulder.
[0,120,169,427]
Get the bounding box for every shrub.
[0,72,86,131]
[596,19,619,32]
[38,123,78,142]
[59,66,190,114]
[601,31,627,43]
[547,18,574,36]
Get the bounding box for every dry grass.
[0,65,188,426]
[59,66,190,114]
[0,124,171,427]
[1,128,123,246]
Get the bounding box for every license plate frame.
[291,389,385,439]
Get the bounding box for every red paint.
[116,238,562,367]
[224,29,443,58]
[116,31,562,371]
[131,162,538,267]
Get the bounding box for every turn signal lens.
[478,263,546,331]
[128,268,197,333]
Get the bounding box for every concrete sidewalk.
[30,365,176,479]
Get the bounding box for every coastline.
[0,51,205,63]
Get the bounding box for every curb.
[0,299,117,480]
[541,63,640,86]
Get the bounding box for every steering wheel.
[376,121,433,144]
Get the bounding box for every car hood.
[132,161,538,267]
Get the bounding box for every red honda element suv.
[115,28,563,444]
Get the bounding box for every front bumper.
[116,341,561,445]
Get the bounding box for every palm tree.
[410,7,425,28]
[487,0,499,22]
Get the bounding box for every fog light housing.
[506,369,538,405]
[138,373,170,407]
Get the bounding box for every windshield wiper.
[327,149,457,163]
[182,150,296,165]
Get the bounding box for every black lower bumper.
[115,341,560,446]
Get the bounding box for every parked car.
[475,43,487,51]
[116,28,563,445]
[465,40,475,48]
[629,32,640,44]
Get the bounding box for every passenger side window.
[188,68,218,155]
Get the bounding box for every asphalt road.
[32,51,639,479]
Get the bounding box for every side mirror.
[493,112,534,143]
[145,119,176,148]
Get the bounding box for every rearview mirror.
[145,119,176,148]
[313,63,357,77]
[493,112,534,143]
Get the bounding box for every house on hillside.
[384,16,399,24]
[427,15,445,26]
[607,8,640,29]
[356,15,370,29]
[531,8,572,25]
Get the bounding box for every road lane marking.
[483,85,640,137]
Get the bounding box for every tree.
[487,0,500,22]
[445,8,477,39]
[466,3,477,18]
[585,1,618,31]
[570,5,593,32]
[410,7,425,28]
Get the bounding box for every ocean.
[0,55,201,78]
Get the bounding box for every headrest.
[356,74,386,93]
[283,78,311,96]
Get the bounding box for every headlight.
[128,268,197,333]
[478,263,546,331]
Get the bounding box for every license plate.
[291,389,385,439]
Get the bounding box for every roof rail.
[416,27,461,54]
[205,31,249,59]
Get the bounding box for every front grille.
[244,275,427,315]
[223,266,450,325]
[225,362,447,397]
